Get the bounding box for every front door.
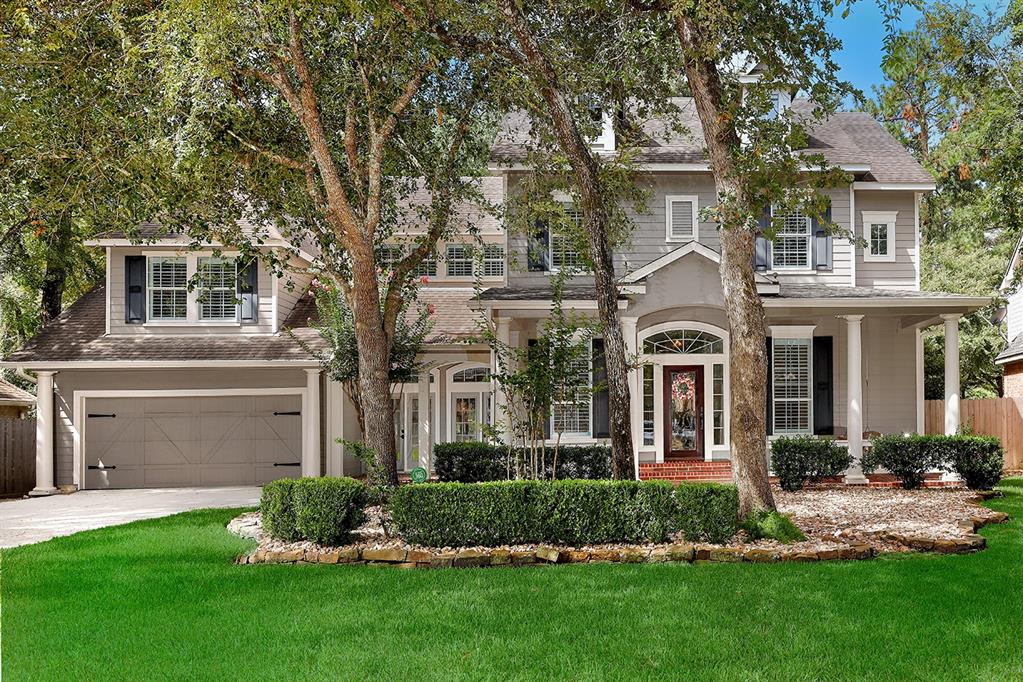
[663,366,704,459]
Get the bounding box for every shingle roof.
[996,334,1023,364]
[2,284,482,364]
[0,378,34,404]
[477,285,613,301]
[492,98,933,184]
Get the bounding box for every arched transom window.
[452,367,491,383]
[643,329,724,355]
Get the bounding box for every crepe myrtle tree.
[627,0,856,516]
[396,0,682,479]
[139,1,497,485]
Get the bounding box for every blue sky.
[827,0,1007,100]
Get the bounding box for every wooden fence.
[925,398,1023,470]
[0,417,35,496]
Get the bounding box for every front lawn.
[3,482,1023,681]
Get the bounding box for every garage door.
[83,394,303,489]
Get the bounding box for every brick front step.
[640,461,734,483]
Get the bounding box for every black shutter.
[238,260,259,323]
[765,336,773,436]
[813,202,833,270]
[591,338,610,438]
[528,339,552,439]
[813,336,834,435]
[125,255,146,324]
[527,218,550,272]
[754,205,771,271]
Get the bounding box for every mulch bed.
[229,486,1008,568]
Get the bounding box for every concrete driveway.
[0,487,260,549]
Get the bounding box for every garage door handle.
[273,462,301,467]
[87,465,117,470]
[88,413,116,418]
[273,411,301,416]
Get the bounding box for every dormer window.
[197,257,238,321]
[148,257,188,321]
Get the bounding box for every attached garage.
[81,392,304,489]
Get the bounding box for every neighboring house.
[996,234,1023,395]
[0,378,34,418]
[1,94,990,494]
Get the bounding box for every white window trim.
[769,206,813,271]
[769,329,815,436]
[665,195,700,243]
[142,251,243,326]
[862,210,898,262]
[196,256,239,322]
[550,337,594,439]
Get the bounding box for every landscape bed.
[232,485,1008,568]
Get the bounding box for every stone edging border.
[235,492,1009,569]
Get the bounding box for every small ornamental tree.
[477,273,595,480]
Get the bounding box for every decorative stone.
[620,548,647,563]
[744,549,778,563]
[362,548,408,563]
[665,544,695,562]
[708,548,743,563]
[406,549,432,563]
[816,548,843,561]
[453,549,490,568]
[564,550,591,563]
[253,549,267,563]
[274,549,304,563]
[338,547,360,562]
[588,549,620,562]
[789,551,820,562]
[646,547,670,563]
[694,545,712,561]
[490,549,512,566]
[988,512,1010,524]
[957,520,977,532]
[394,562,420,569]
[510,551,536,565]
[535,547,561,563]
[430,553,455,568]
[304,549,320,563]
[906,537,934,550]
[933,539,957,553]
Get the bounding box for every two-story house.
[3,97,989,493]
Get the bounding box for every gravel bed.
[229,487,1002,559]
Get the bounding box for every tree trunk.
[40,220,71,324]
[673,16,775,515]
[348,245,399,487]
[499,0,634,478]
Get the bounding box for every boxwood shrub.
[933,435,1003,490]
[388,479,739,547]
[433,441,612,482]
[861,434,943,489]
[770,436,852,491]
[260,477,367,545]
[860,433,1004,490]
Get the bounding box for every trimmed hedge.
[260,477,367,545]
[771,436,852,491]
[389,479,739,546]
[861,434,1005,490]
[935,435,1004,490]
[433,441,612,482]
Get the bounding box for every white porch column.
[417,370,431,474]
[302,368,322,477]
[30,371,58,496]
[841,316,869,484]
[621,317,641,480]
[494,316,512,444]
[942,314,961,435]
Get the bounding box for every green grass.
[3,482,1023,681]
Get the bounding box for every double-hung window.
[771,337,812,434]
[413,250,438,277]
[446,245,474,278]
[771,207,813,270]
[551,207,586,270]
[148,257,188,321]
[551,353,592,437]
[197,257,238,322]
[862,211,897,262]
[482,244,505,278]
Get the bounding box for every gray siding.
[855,190,919,290]
[52,368,310,486]
[505,173,857,288]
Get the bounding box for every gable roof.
[1000,233,1023,292]
[996,334,1023,365]
[0,378,34,405]
[492,98,934,185]
[620,241,777,292]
